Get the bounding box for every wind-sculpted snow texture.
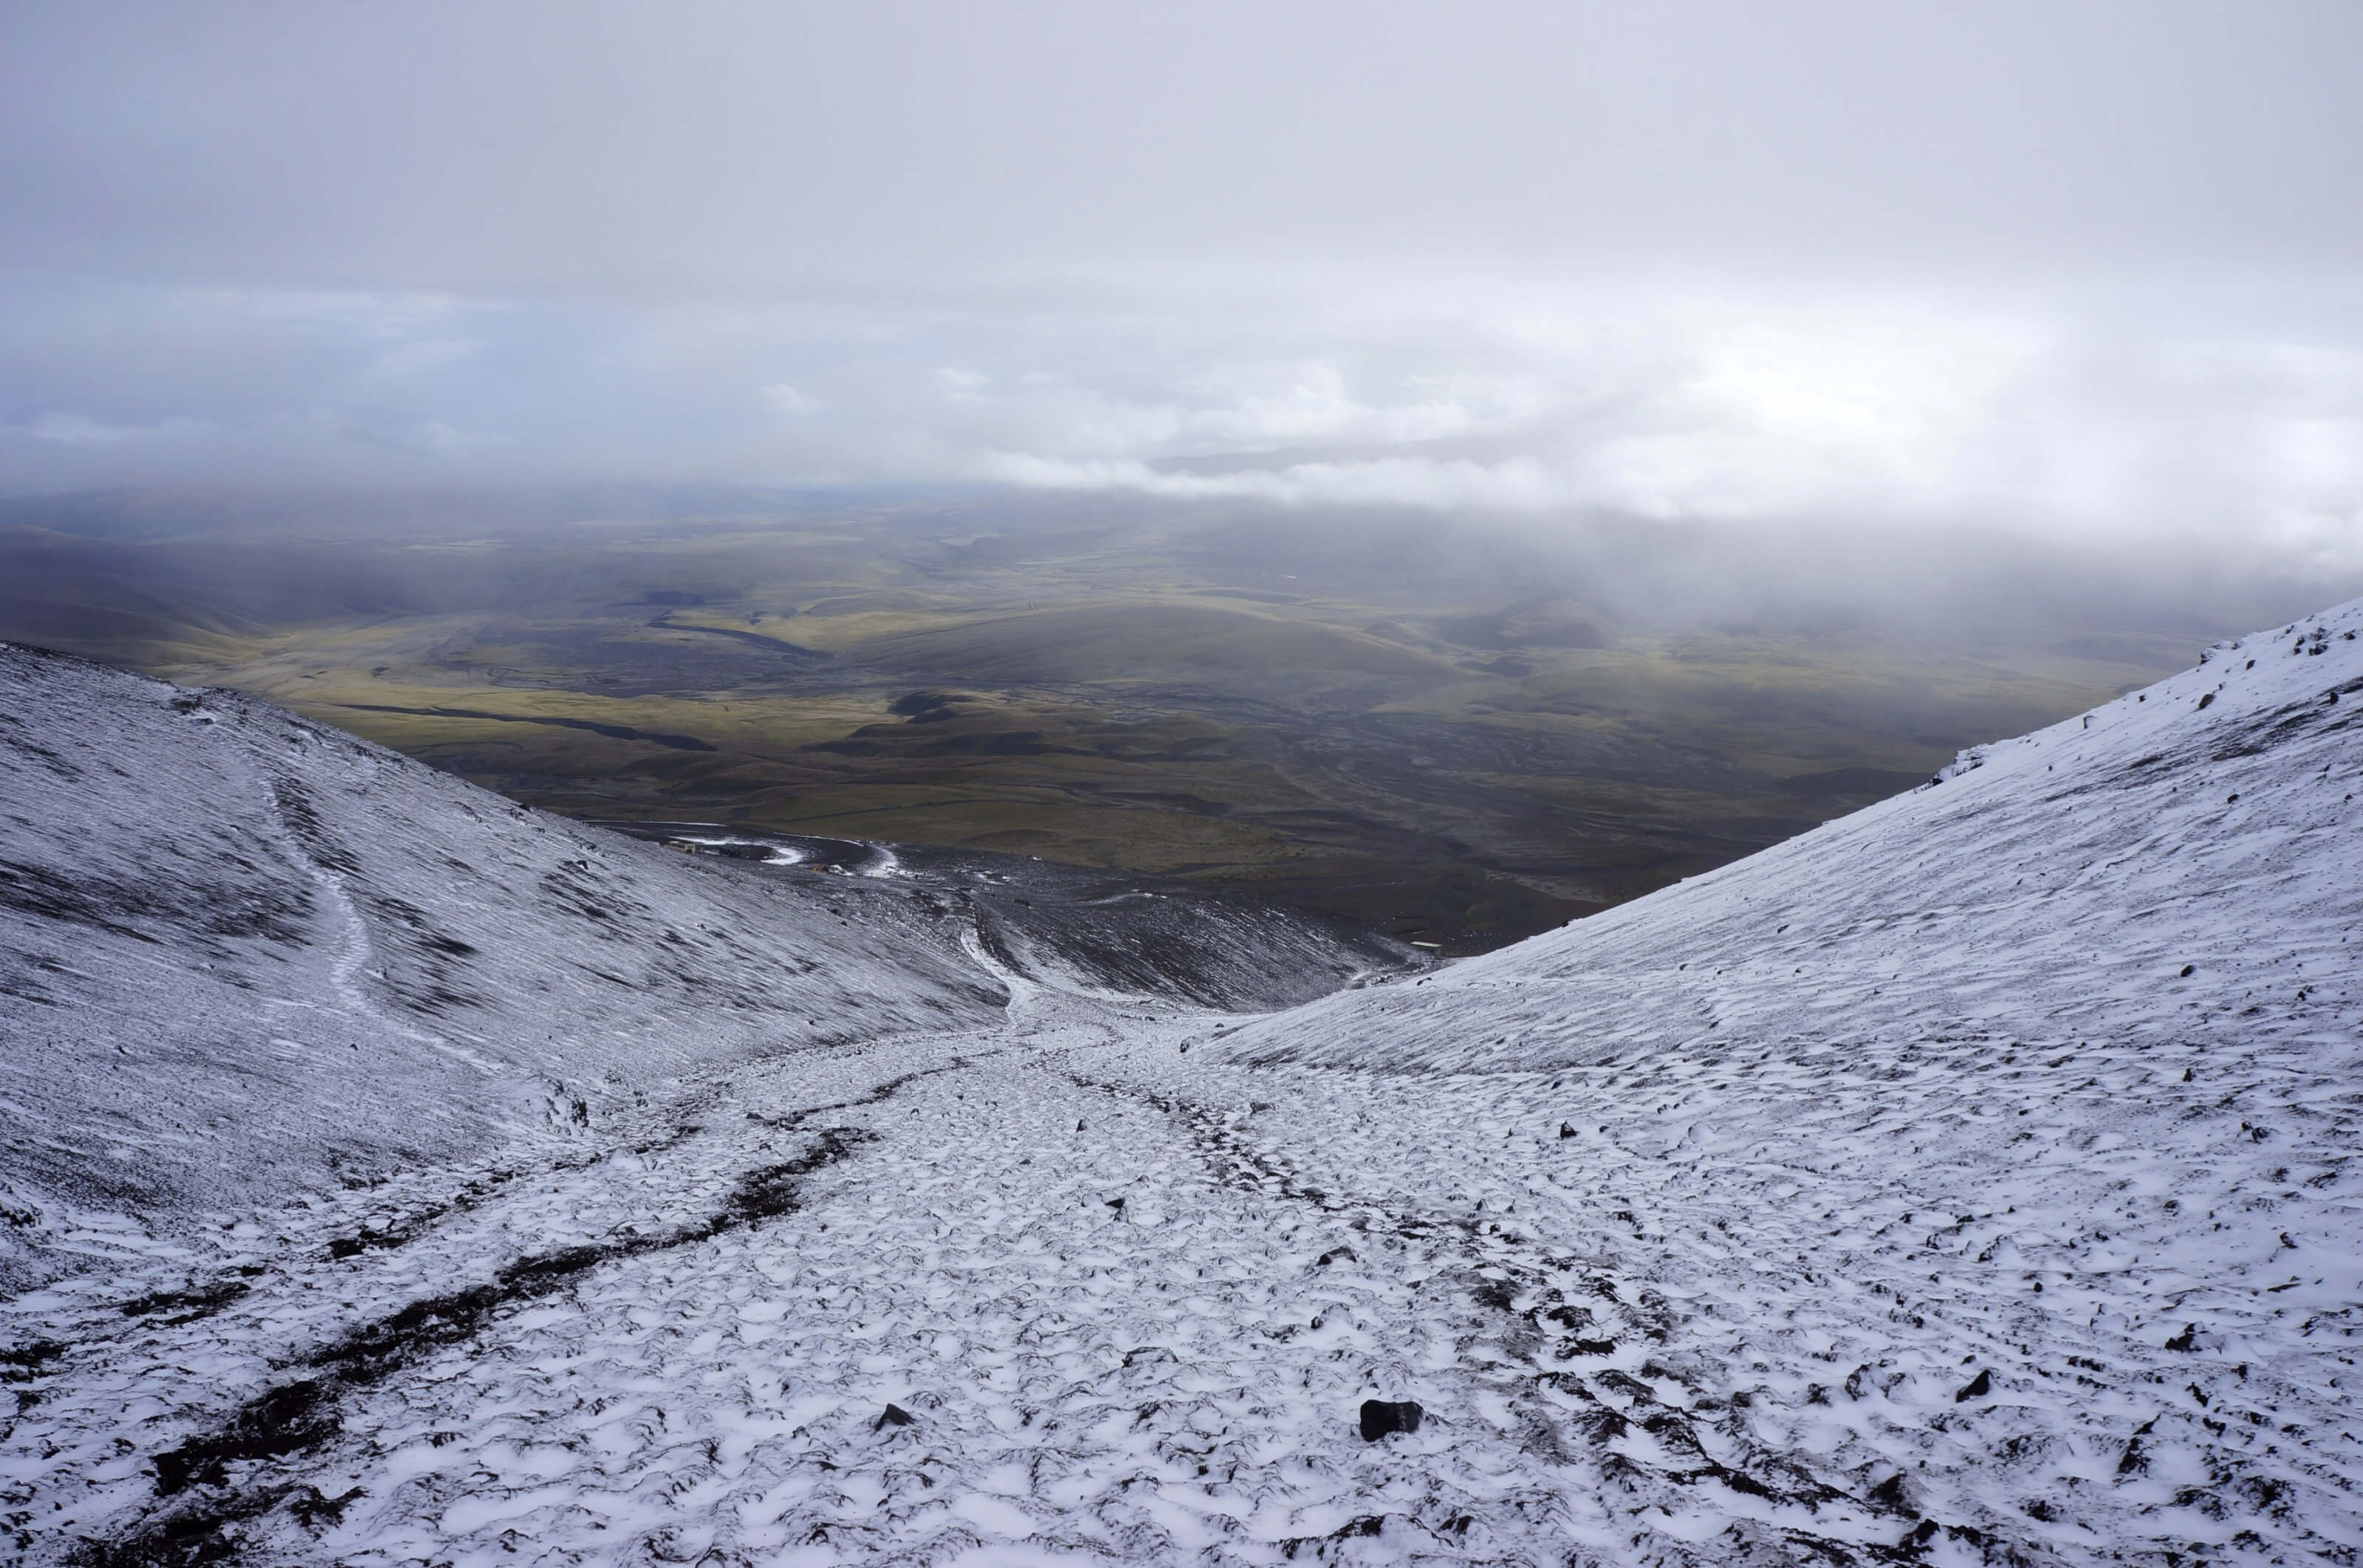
[1,607,2359,1567]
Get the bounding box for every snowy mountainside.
[0,644,1409,1297]
[1135,599,2359,1561]
[596,820,1427,1013]
[0,644,999,1289]
[1,611,2358,1568]
[1226,602,2362,1072]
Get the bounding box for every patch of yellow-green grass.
[0,593,262,670]
[0,497,2229,948]
[838,599,1468,686]
[1457,635,2128,779]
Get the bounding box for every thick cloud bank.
[2,2,2359,576]
[7,280,2360,575]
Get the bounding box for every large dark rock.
[1359,1398,1424,1441]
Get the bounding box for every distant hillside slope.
[0,645,1009,1290]
[1228,600,2362,1071]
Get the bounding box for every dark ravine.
[332,703,719,751]
[644,612,834,666]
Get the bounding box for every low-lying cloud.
[5,276,2357,577]
[971,300,2363,573]
[2,2,2358,588]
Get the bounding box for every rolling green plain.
[0,491,2203,949]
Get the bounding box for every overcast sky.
[3,1,2359,575]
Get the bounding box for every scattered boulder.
[1359,1398,1424,1441]
[1868,1471,1917,1512]
[2118,1416,2158,1475]
[874,1403,914,1430]
[287,1485,368,1528]
[1954,1369,1992,1403]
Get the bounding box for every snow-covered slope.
[1225,605,2362,1074]
[1145,600,2358,1560]
[0,643,1012,1290]
[1,608,2357,1568]
[0,643,1416,1299]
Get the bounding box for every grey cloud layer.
[9,1,2358,289]
[6,276,2359,575]
[2,1,2359,571]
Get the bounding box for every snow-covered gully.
[12,976,2359,1567]
[1059,1066,1917,1558]
[2,601,2360,1566]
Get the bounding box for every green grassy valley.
[0,490,2200,948]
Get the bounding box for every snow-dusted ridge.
[0,644,1397,1296]
[1224,601,2361,1074]
[0,607,2358,1567]
[1177,599,2363,1561]
[0,644,1022,1296]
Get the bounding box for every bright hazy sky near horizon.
[2,1,2359,577]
